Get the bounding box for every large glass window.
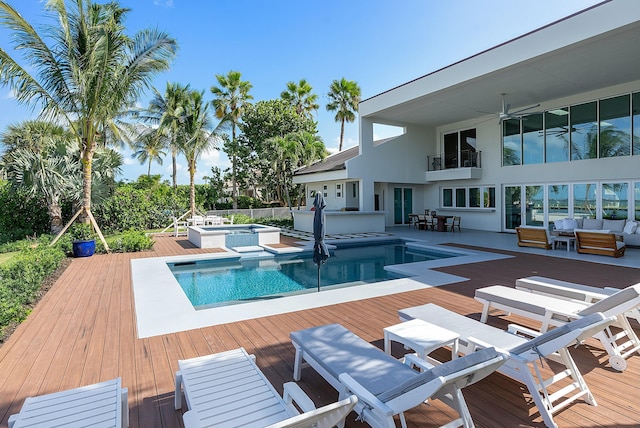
[548,184,569,225]
[545,108,570,163]
[571,101,597,160]
[633,93,640,155]
[523,113,544,164]
[525,185,544,226]
[573,183,596,218]
[635,182,640,221]
[600,94,631,157]
[504,186,521,229]
[444,132,458,169]
[502,119,521,165]
[602,182,628,219]
[460,129,477,167]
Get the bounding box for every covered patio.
[1,230,639,427]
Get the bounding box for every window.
[336,183,342,198]
[545,108,569,163]
[443,129,477,169]
[323,184,328,198]
[442,186,495,209]
[548,184,569,224]
[469,187,481,208]
[484,187,495,208]
[599,94,631,158]
[502,118,521,165]
[455,188,466,208]
[602,182,628,219]
[570,101,597,160]
[523,113,544,164]
[309,189,317,198]
[573,183,596,218]
[633,93,640,155]
[443,189,453,207]
[635,182,640,220]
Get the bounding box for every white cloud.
[2,89,16,100]
[153,0,174,7]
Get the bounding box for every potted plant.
[70,223,96,257]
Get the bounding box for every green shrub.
[256,216,293,229]
[95,229,155,253]
[0,244,66,334]
[230,213,253,224]
[0,181,49,244]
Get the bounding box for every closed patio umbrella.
[313,193,330,292]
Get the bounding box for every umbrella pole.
[317,264,321,292]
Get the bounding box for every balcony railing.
[427,150,481,172]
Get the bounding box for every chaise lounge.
[291,323,507,428]
[8,377,129,428]
[174,347,357,428]
[474,283,640,371]
[398,304,615,428]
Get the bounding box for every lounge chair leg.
[174,371,183,410]
[293,345,303,381]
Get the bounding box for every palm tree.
[0,121,76,234]
[281,79,319,119]
[210,71,253,209]
[131,128,168,177]
[180,89,219,216]
[142,82,190,188]
[326,78,361,151]
[0,0,177,247]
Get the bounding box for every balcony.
[426,150,482,182]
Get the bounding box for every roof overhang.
[360,0,640,128]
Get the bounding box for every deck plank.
[0,236,639,427]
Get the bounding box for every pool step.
[232,245,264,253]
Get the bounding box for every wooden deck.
[0,235,639,428]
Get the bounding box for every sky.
[0,0,603,185]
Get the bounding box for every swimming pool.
[168,242,458,308]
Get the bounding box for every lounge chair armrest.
[283,382,316,413]
[403,353,437,371]
[182,409,200,428]
[466,336,494,351]
[544,307,581,320]
[338,373,393,416]
[507,324,542,339]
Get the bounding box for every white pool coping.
[131,242,511,338]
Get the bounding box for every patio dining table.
[434,214,453,232]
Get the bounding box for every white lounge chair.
[514,276,640,323]
[174,347,357,428]
[398,304,615,428]
[8,377,128,428]
[291,323,508,428]
[474,283,640,371]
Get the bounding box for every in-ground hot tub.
[187,224,281,249]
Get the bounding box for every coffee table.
[551,235,576,251]
[384,319,459,360]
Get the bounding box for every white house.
[294,0,640,233]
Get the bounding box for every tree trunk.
[339,119,345,152]
[232,154,238,209]
[48,200,64,235]
[172,147,177,189]
[81,140,95,224]
[189,159,196,216]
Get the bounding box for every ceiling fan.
[497,93,541,124]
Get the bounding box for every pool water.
[169,242,458,308]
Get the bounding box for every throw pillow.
[564,218,578,230]
[623,221,637,234]
[554,219,566,230]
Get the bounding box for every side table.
[384,319,459,360]
[551,235,576,252]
